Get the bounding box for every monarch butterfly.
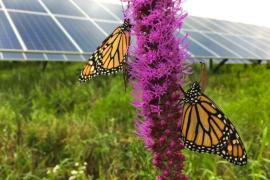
[79,19,131,82]
[179,82,247,166]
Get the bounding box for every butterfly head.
[190,81,201,91]
[122,19,132,31]
[183,82,202,104]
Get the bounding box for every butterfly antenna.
[177,85,186,105]
[178,85,185,94]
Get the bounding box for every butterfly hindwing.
[218,123,247,165]
[180,82,247,166]
[79,57,99,82]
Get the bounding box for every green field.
[0,62,269,180]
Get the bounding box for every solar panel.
[186,17,212,32]
[10,12,77,51]
[57,17,106,51]
[94,21,121,35]
[184,36,216,58]
[3,0,46,12]
[0,0,269,62]
[73,0,119,21]
[233,36,268,58]
[187,31,241,58]
[183,16,270,60]
[203,33,259,59]
[97,2,124,20]
[42,0,83,17]
[0,12,22,49]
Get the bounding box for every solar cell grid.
[207,19,245,35]
[192,18,228,33]
[230,35,268,59]
[243,37,270,54]
[94,21,121,35]
[186,17,213,32]
[3,0,46,12]
[180,32,216,58]
[0,12,21,49]
[99,2,123,20]
[42,0,83,17]
[57,17,106,51]
[204,33,259,59]
[10,12,77,51]
[188,31,240,58]
[232,23,260,37]
[73,0,118,21]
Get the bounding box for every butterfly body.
[180,82,247,166]
[79,19,131,82]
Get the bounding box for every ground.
[0,62,269,179]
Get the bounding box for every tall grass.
[0,62,269,179]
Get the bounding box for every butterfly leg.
[122,60,129,91]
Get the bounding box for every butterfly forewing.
[97,25,130,72]
[180,82,247,166]
[79,20,131,82]
[181,96,231,150]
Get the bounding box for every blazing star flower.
[126,0,190,179]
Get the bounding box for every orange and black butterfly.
[179,82,247,166]
[79,19,131,82]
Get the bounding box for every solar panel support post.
[250,59,262,68]
[41,61,48,71]
[209,58,213,70]
[213,58,228,73]
[267,61,270,69]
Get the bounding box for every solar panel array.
[0,0,269,62]
[183,16,270,63]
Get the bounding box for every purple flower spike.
[126,0,189,179]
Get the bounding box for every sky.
[110,0,270,28]
[182,0,270,28]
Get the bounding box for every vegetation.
[0,62,269,179]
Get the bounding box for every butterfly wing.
[218,124,247,165]
[97,28,130,73]
[181,94,247,165]
[79,59,99,82]
[79,24,130,82]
